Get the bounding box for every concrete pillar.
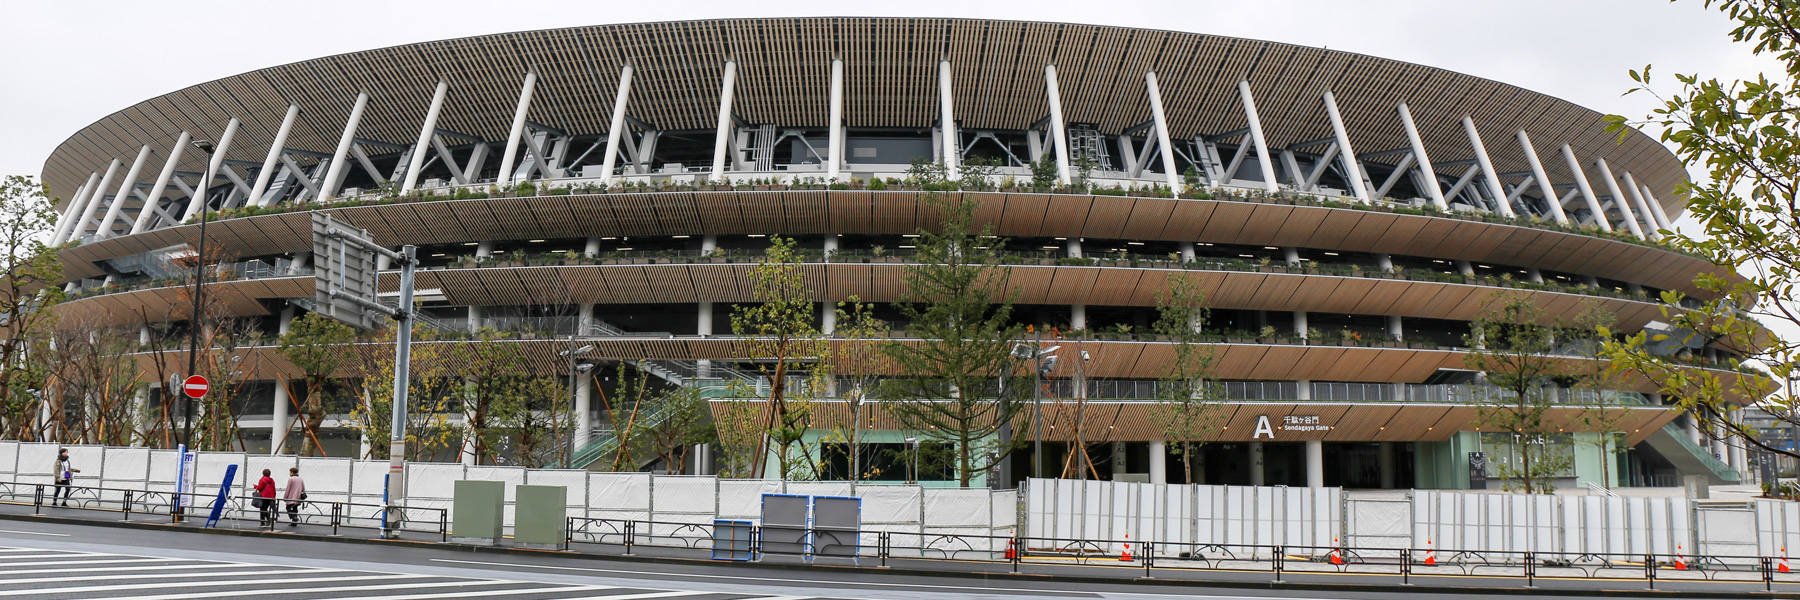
[1149,440,1167,484]
[698,302,714,336]
[574,370,593,449]
[130,384,150,447]
[1455,260,1475,276]
[577,303,594,335]
[1249,442,1266,486]
[585,237,600,257]
[1071,304,1086,331]
[1526,268,1544,283]
[1376,253,1394,272]
[1296,379,1311,401]
[271,383,290,455]
[1387,316,1403,341]
[1293,311,1309,340]
[1065,238,1082,258]
[1179,242,1195,263]
[1378,442,1396,489]
[1283,247,1300,266]
[1305,440,1325,488]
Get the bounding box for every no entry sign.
[182,375,209,398]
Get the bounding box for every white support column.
[1305,440,1324,488]
[599,65,635,185]
[1397,103,1447,210]
[180,118,240,223]
[1322,91,1369,203]
[318,92,370,203]
[1294,311,1309,339]
[1144,71,1183,192]
[1179,242,1196,262]
[1249,442,1266,486]
[710,61,739,183]
[1621,171,1661,238]
[1559,145,1612,232]
[1594,158,1645,239]
[1461,116,1514,217]
[1515,131,1569,224]
[401,83,449,195]
[1283,247,1300,266]
[496,73,539,188]
[250,105,300,206]
[1641,185,1674,230]
[97,147,153,239]
[1237,81,1280,192]
[938,59,960,179]
[130,131,190,234]
[826,58,845,182]
[67,158,124,244]
[50,171,101,245]
[574,369,593,449]
[1045,64,1073,185]
[1149,440,1167,484]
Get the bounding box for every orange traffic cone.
[1005,537,1016,560]
[1780,546,1790,574]
[1330,537,1344,565]
[1673,544,1689,570]
[1120,532,1134,562]
[1423,538,1437,566]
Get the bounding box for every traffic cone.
[1423,538,1437,566]
[1330,537,1344,565]
[1005,535,1017,560]
[1120,532,1134,562]
[1673,544,1689,570]
[1780,546,1790,574]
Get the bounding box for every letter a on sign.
[1253,415,1275,439]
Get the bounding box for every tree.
[351,323,463,461]
[276,313,357,456]
[1147,274,1225,484]
[1602,0,1794,464]
[880,194,1027,487]
[1464,292,1571,494]
[0,176,64,441]
[821,297,886,482]
[1566,302,1632,489]
[731,236,825,479]
[628,384,714,474]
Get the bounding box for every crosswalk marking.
[0,544,825,600]
[0,573,431,597]
[0,569,327,586]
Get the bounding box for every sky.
[0,0,1780,222]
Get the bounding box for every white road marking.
[430,558,1096,597]
[288,585,621,600]
[55,579,522,600]
[559,592,709,600]
[0,531,69,537]
[0,573,428,596]
[0,557,190,568]
[0,569,329,586]
[0,563,277,576]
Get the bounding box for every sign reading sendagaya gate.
[1251,414,1333,438]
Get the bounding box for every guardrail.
[0,481,447,541]
[565,516,1800,592]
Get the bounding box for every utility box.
[513,485,567,549]
[451,479,505,545]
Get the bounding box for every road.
[0,517,1777,599]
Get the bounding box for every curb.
[0,511,1785,598]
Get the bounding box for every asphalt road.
[0,516,1782,600]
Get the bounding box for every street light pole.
[183,139,219,449]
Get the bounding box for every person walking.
[282,467,307,527]
[52,449,79,507]
[252,468,277,529]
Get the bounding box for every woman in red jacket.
[252,469,277,529]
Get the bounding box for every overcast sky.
[0,0,1777,205]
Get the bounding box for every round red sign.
[182,375,209,399]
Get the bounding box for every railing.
[563,516,1799,592]
[1660,422,1742,482]
[0,481,447,540]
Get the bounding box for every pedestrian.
[282,467,307,527]
[52,449,79,507]
[253,468,277,529]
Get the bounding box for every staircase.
[1643,423,1740,485]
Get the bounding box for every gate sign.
[182,375,209,398]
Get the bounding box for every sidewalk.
[0,496,1795,598]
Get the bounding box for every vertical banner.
[204,464,239,528]
[174,445,197,515]
[1467,452,1487,490]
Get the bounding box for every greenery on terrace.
[172,164,1690,257]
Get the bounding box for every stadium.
[37,17,1757,489]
